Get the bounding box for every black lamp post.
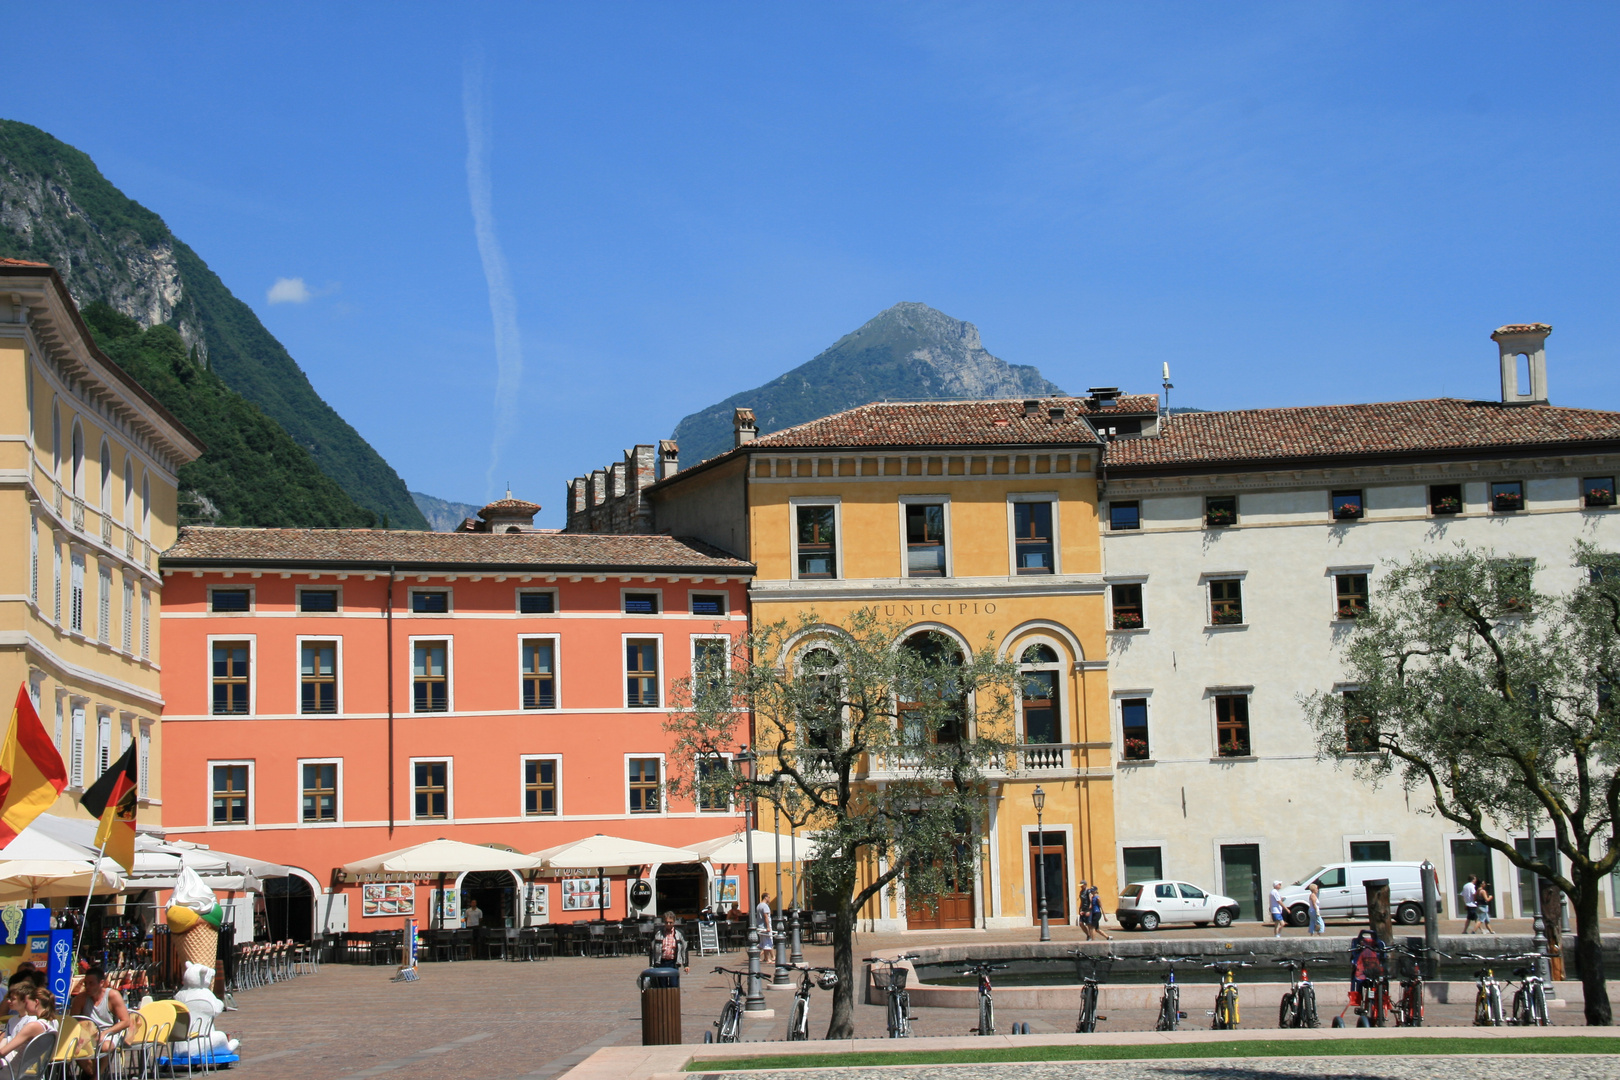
[1033,785,1049,942]
[734,747,767,1011]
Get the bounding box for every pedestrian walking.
[1269,880,1287,937]
[756,893,776,966]
[1077,880,1096,940]
[1476,881,1494,934]
[1461,874,1479,934]
[1307,880,1325,935]
[1086,884,1112,941]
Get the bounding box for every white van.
[1277,861,1430,927]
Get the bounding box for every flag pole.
[67,830,113,985]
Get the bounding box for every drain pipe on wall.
[386,564,396,836]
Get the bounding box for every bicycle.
[1146,956,1195,1031]
[704,966,749,1043]
[1463,954,1506,1026]
[865,955,916,1039]
[1204,959,1253,1030]
[1504,955,1551,1027]
[778,963,838,1041]
[960,961,1008,1036]
[1392,944,1431,1028]
[1274,958,1327,1028]
[1073,952,1118,1033]
[1348,932,1390,1028]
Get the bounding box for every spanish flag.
[0,685,69,846]
[81,744,138,873]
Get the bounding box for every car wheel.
[1396,903,1423,926]
[1212,907,1234,929]
[1288,905,1311,928]
[1119,919,1138,932]
[1139,911,1160,931]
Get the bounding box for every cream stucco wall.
[1102,457,1620,921]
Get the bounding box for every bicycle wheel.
[1278,991,1296,1029]
[887,993,901,1038]
[788,996,809,1041]
[1300,985,1319,1028]
[1407,981,1424,1027]
[1474,989,1491,1027]
[979,995,994,1036]
[1511,988,1529,1027]
[1488,986,1504,1026]
[719,998,741,1042]
[897,990,912,1037]
[1156,986,1178,1032]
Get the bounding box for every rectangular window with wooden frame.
[1429,483,1462,516]
[413,641,448,713]
[1209,579,1243,625]
[522,639,556,709]
[1215,694,1251,757]
[697,755,732,813]
[628,757,661,813]
[1120,698,1150,761]
[211,642,250,715]
[1013,501,1055,574]
[626,639,659,708]
[211,764,250,826]
[300,641,338,714]
[301,762,338,823]
[524,758,558,816]
[1111,583,1144,630]
[693,636,729,697]
[1343,690,1377,753]
[795,505,837,578]
[1331,490,1364,521]
[1584,476,1616,509]
[1204,495,1237,529]
[413,760,449,820]
[1335,574,1369,620]
[905,503,948,577]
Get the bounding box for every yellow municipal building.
[569,395,1156,930]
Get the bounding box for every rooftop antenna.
[1161,362,1174,424]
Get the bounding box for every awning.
[531,834,707,877]
[339,839,546,880]
[684,829,819,865]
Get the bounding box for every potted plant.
[1218,736,1249,757]
[1123,736,1150,761]
[1112,611,1143,630]
[1493,490,1524,512]
[1205,507,1235,528]
[1585,485,1615,508]
[1333,501,1363,520]
[1211,609,1244,626]
[1336,603,1365,620]
[1432,495,1462,515]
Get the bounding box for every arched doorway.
[459,870,520,930]
[262,874,315,942]
[654,864,707,916]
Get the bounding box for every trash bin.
[639,966,681,1045]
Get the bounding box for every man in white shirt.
[1461,876,1479,934]
[756,893,775,966]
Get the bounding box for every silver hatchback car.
[1116,879,1241,931]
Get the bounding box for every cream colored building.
[1099,325,1620,921]
[0,259,203,826]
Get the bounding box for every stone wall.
[564,441,678,534]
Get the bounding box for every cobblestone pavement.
[220,922,1604,1080]
[701,1058,1620,1080]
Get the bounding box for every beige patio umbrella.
[340,839,546,928]
[0,828,124,903]
[531,835,706,921]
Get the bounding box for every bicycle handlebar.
[864,954,916,964]
[1201,960,1254,969]
[1273,957,1333,966]
[711,966,750,977]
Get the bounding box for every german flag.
[0,685,69,846]
[81,744,138,873]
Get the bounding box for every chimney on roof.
[1022,399,1040,417]
[733,408,757,448]
[1087,387,1122,409]
[1492,324,1552,405]
[658,439,679,479]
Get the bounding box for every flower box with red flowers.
[1333,502,1364,520]
[1493,492,1524,512]
[1112,611,1144,630]
[1122,736,1150,761]
[1211,609,1244,626]
[1336,604,1366,620]
[1204,508,1235,528]
[1432,497,1462,515]
[1586,487,1615,508]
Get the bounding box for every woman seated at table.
[0,985,58,1064]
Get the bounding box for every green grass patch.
[691,1036,1620,1072]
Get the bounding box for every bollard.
[639,967,681,1045]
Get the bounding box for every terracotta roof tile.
[1492,323,1552,338]
[479,498,542,514]
[163,527,752,572]
[1103,398,1620,471]
[747,396,1156,450]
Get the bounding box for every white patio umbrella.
[0,828,124,903]
[530,835,706,921]
[683,830,819,865]
[341,839,547,929]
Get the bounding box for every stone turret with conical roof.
[455,490,542,533]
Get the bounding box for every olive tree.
[664,607,1019,1039]
[1301,543,1619,1025]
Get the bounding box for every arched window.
[796,647,842,754]
[70,421,84,497]
[123,457,134,523]
[99,441,112,512]
[898,631,966,744]
[140,473,150,539]
[1019,643,1062,744]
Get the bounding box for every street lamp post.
[735,748,767,1011]
[771,797,790,986]
[788,817,805,966]
[1033,785,1049,943]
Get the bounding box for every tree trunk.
[1573,873,1612,1026]
[824,898,858,1038]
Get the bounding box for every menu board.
[361,883,416,918]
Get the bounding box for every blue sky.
[7,3,1619,524]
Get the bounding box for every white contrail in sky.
[463,49,523,497]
